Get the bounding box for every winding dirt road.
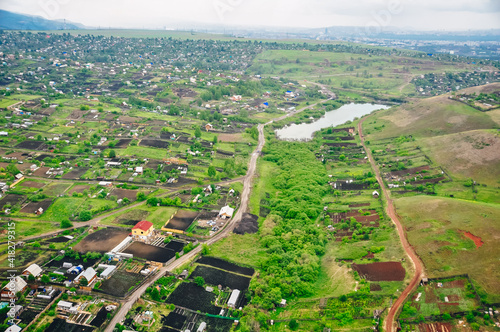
[357,117,424,332]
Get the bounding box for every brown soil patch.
[218,133,245,143]
[417,322,452,332]
[461,230,484,248]
[20,199,52,214]
[68,185,90,195]
[73,228,130,253]
[351,262,405,281]
[370,283,382,291]
[20,181,45,189]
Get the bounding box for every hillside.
[0,10,83,30]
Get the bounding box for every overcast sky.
[1,0,499,31]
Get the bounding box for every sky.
[1,0,499,31]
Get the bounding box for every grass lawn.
[101,205,177,229]
[249,159,279,216]
[209,233,267,268]
[1,220,60,239]
[395,195,500,303]
[43,197,118,222]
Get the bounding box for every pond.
[275,103,390,141]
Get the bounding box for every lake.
[275,103,390,141]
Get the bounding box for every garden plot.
[402,277,480,320]
[68,184,91,195]
[62,168,88,180]
[110,188,139,201]
[190,265,251,291]
[15,140,46,150]
[33,166,51,177]
[99,270,145,297]
[163,209,199,232]
[139,139,170,149]
[20,198,53,214]
[114,138,132,148]
[166,282,220,314]
[90,306,112,327]
[73,228,130,253]
[351,262,405,281]
[20,180,45,189]
[122,242,177,263]
[164,240,185,252]
[163,311,187,330]
[0,194,26,209]
[197,256,255,277]
[46,318,95,332]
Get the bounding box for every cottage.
[35,207,44,215]
[372,191,379,198]
[132,220,154,241]
[1,277,27,299]
[219,205,234,219]
[135,166,143,175]
[22,263,42,278]
[76,267,97,285]
[205,123,213,131]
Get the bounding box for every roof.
[24,263,42,277]
[219,205,234,217]
[5,277,27,293]
[58,300,73,308]
[80,267,97,282]
[5,325,22,332]
[228,289,240,306]
[133,220,153,232]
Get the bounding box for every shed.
[197,322,207,332]
[228,289,240,308]
[372,191,379,198]
[219,205,234,219]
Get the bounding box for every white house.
[22,263,42,278]
[219,205,234,219]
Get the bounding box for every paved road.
[357,117,424,332]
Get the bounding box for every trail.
[357,116,424,332]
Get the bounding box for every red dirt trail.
[461,230,484,248]
[358,117,424,332]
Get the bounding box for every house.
[205,123,213,132]
[98,181,113,187]
[227,289,240,308]
[372,191,379,198]
[230,95,242,102]
[179,270,189,279]
[219,205,234,219]
[279,299,287,307]
[0,131,8,136]
[76,267,97,285]
[132,220,154,241]
[1,277,27,299]
[22,263,42,278]
[35,207,44,215]
[135,166,143,175]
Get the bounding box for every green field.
[395,196,500,303]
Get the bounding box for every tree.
[194,276,205,287]
[208,166,216,178]
[108,150,116,158]
[213,135,218,144]
[194,127,202,138]
[61,219,73,228]
[289,319,299,330]
[80,278,88,286]
[41,275,50,284]
[136,192,146,201]
[79,210,92,221]
[201,244,210,255]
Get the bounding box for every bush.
[61,219,73,228]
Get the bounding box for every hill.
[0,10,84,30]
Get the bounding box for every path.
[357,116,423,332]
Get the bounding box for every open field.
[73,228,130,253]
[395,195,500,303]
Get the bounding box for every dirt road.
[357,117,424,332]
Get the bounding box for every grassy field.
[419,129,500,186]
[395,195,500,303]
[2,220,60,239]
[101,205,177,229]
[248,50,483,97]
[209,233,268,268]
[364,95,497,140]
[43,197,118,222]
[248,159,279,216]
